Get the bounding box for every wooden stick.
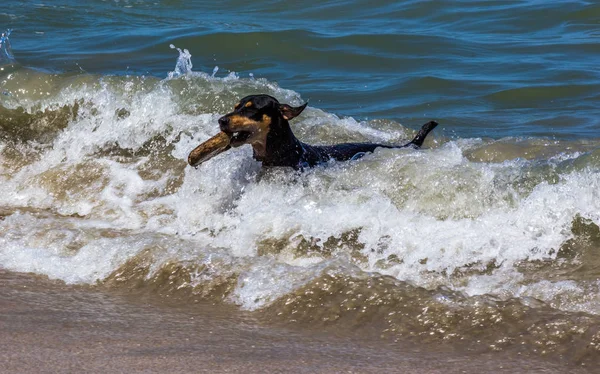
[188,131,232,167]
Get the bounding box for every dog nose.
[218,116,230,132]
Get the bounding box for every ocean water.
[1,0,600,367]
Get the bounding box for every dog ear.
[279,102,307,120]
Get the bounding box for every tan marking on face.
[226,114,272,157]
[245,101,253,108]
[249,114,271,158]
[227,114,255,129]
[234,102,241,110]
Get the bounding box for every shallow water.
[5,270,591,374]
[1,0,600,368]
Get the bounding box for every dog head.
[218,94,307,148]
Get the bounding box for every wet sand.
[0,270,592,374]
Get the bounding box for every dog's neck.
[251,115,304,167]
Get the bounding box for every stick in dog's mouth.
[187,131,232,167]
[187,130,254,167]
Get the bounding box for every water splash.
[0,29,15,65]
[167,44,193,78]
[167,43,222,80]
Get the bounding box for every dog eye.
[241,105,258,113]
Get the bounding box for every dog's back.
[298,120,438,167]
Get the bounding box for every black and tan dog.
[188,94,438,170]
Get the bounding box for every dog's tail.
[402,120,438,148]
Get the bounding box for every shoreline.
[0,270,592,374]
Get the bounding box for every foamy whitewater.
[2,33,600,362]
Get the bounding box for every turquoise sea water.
[2,0,599,138]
